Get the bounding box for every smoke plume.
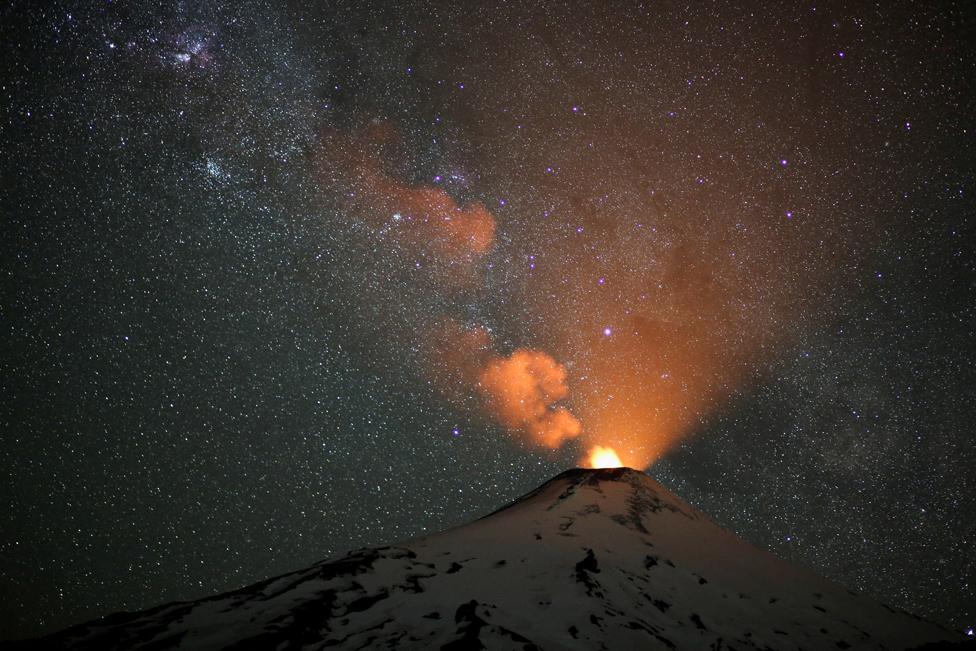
[314,125,583,455]
[477,349,582,449]
[314,123,495,266]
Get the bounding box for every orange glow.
[313,122,850,472]
[586,445,623,469]
[478,349,582,448]
[312,124,496,267]
[424,320,583,451]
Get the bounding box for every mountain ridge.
[14,467,966,650]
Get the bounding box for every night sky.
[2,0,974,641]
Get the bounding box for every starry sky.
[2,0,974,640]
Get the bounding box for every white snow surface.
[20,468,962,650]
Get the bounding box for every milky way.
[1,1,974,639]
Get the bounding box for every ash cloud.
[316,125,580,454]
[477,349,582,449]
[426,320,582,450]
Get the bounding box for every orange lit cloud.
[315,125,590,460]
[314,124,495,265]
[358,170,496,258]
[424,320,582,451]
[315,122,832,471]
[478,349,582,448]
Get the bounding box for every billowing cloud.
[477,349,582,448]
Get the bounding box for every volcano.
[17,468,965,650]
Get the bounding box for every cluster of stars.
[1,0,973,641]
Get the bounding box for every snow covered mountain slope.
[16,468,964,650]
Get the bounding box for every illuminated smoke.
[356,170,496,259]
[478,349,582,448]
[314,124,495,265]
[520,202,852,470]
[316,125,588,458]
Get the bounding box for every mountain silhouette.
[15,468,966,650]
